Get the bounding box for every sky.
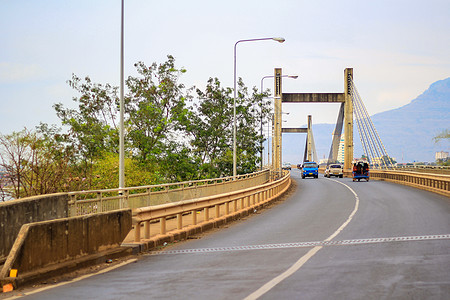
[1,0,450,136]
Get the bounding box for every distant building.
[435,151,449,161]
[319,158,329,165]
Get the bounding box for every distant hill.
[281,77,450,163]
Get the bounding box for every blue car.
[302,161,319,179]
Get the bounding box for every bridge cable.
[350,79,394,168]
[352,82,385,167]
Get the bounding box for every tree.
[157,142,200,182]
[3,56,272,198]
[53,74,120,183]
[183,77,270,177]
[183,77,234,177]
[234,78,271,174]
[125,56,189,163]
[0,130,29,198]
[91,152,163,190]
[0,129,73,198]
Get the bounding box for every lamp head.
[272,37,285,43]
[289,75,299,79]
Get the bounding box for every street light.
[233,37,285,178]
[260,75,298,170]
[119,0,125,196]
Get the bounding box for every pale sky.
[1,0,449,135]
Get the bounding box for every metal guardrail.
[369,170,450,197]
[132,170,290,242]
[68,170,270,216]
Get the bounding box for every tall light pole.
[119,0,125,194]
[260,75,298,170]
[233,37,285,178]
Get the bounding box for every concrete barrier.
[128,171,291,251]
[0,209,131,282]
[370,170,450,197]
[68,170,270,216]
[0,193,69,263]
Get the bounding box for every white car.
[282,163,292,170]
[324,164,343,178]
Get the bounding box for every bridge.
[0,70,449,298]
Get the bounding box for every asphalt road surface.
[13,169,450,299]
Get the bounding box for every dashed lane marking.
[149,234,450,256]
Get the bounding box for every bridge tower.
[343,68,353,170]
[305,115,318,162]
[274,68,354,172]
[273,68,283,176]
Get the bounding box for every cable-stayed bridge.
[0,69,448,298]
[279,68,394,171]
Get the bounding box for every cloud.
[0,62,44,83]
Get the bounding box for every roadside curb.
[0,247,133,291]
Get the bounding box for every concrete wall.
[0,193,69,262]
[0,209,131,277]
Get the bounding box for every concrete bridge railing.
[391,165,450,175]
[369,170,450,197]
[131,170,291,245]
[68,170,271,217]
[341,168,449,197]
[0,209,132,286]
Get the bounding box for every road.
[14,169,450,299]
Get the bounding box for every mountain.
[281,77,450,164]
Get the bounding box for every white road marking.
[6,259,138,299]
[148,234,450,255]
[243,178,360,300]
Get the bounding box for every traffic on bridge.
[1,66,449,299]
[1,2,449,298]
[7,169,449,299]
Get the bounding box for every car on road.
[353,160,370,181]
[301,161,318,179]
[282,163,292,170]
[324,164,343,178]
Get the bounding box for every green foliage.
[91,152,162,189]
[54,74,120,160]
[157,142,200,182]
[126,56,190,162]
[184,77,233,177]
[3,56,272,197]
[183,77,270,177]
[234,79,270,174]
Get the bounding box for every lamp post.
[233,37,285,179]
[119,0,125,196]
[260,75,298,170]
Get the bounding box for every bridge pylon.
[305,115,318,163]
[273,68,283,176]
[343,68,354,170]
[274,68,354,171]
